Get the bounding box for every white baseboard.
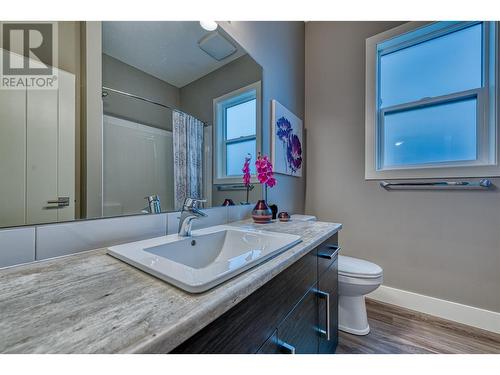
[368,285,500,334]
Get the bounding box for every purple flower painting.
[287,134,303,172]
[272,100,303,177]
[276,116,292,141]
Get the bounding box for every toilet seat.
[338,273,383,286]
[338,255,383,279]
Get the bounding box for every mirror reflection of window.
[225,98,257,176]
[214,82,261,184]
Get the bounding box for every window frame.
[213,81,262,184]
[365,21,499,180]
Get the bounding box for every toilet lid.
[338,255,383,279]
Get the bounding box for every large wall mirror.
[0,21,263,229]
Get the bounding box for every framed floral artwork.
[271,99,303,177]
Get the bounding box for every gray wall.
[180,54,261,124]
[102,54,180,131]
[305,21,500,312]
[180,54,263,206]
[220,22,306,214]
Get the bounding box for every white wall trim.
[369,285,500,334]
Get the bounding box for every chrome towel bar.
[380,179,493,190]
[216,184,255,191]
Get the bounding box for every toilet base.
[338,295,370,336]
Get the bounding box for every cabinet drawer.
[276,287,318,354]
[318,262,339,354]
[318,291,338,353]
[317,232,339,278]
[319,257,338,293]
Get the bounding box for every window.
[214,82,261,183]
[365,22,499,179]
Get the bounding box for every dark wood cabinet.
[256,331,280,354]
[276,287,319,354]
[318,262,339,353]
[172,246,318,354]
[172,232,339,354]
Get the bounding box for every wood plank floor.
[336,299,500,354]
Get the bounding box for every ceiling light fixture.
[200,21,218,31]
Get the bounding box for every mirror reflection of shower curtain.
[173,110,204,210]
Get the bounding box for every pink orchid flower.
[255,153,276,188]
[242,154,252,187]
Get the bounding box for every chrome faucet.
[178,198,207,237]
[143,195,161,214]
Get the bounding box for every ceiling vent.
[198,31,237,61]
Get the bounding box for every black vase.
[269,204,278,220]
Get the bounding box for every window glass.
[226,139,257,176]
[382,97,477,168]
[379,23,482,108]
[226,98,256,140]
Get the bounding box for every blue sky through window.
[226,99,256,140]
[382,98,477,167]
[226,139,256,176]
[380,23,482,108]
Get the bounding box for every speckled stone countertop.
[0,219,341,353]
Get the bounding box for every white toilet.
[338,255,383,335]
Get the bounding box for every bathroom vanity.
[0,220,341,354]
[173,231,339,354]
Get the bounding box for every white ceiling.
[102,21,247,88]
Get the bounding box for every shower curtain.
[172,110,204,210]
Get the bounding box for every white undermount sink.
[107,225,302,293]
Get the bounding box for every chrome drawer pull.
[317,290,331,341]
[278,340,296,354]
[317,328,327,337]
[318,245,340,259]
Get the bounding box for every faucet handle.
[183,197,207,209]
